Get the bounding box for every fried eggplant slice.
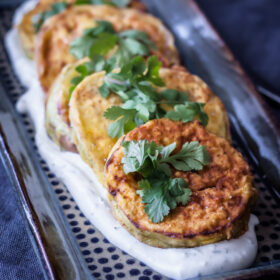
[36,5,179,92]
[68,68,230,185]
[17,0,146,58]
[105,119,257,248]
[45,59,85,152]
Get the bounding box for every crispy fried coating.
[17,0,146,58]
[45,59,85,152]
[35,5,179,92]
[68,67,230,185]
[105,119,257,248]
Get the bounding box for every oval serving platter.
[0,1,280,280]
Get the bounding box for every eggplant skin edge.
[109,196,252,248]
[67,68,231,188]
[17,0,147,59]
[105,120,257,248]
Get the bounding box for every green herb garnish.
[70,21,118,59]
[68,55,114,99]
[68,21,156,96]
[70,21,155,62]
[121,140,210,223]
[75,0,130,7]
[166,102,208,127]
[32,2,68,33]
[32,0,131,34]
[103,56,208,138]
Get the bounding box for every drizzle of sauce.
[5,1,259,279]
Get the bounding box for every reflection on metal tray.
[1,0,280,279]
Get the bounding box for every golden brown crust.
[45,60,83,152]
[156,68,231,141]
[35,5,179,93]
[68,67,230,185]
[105,120,257,247]
[69,70,122,185]
[17,0,146,58]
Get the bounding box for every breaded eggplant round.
[36,5,179,92]
[17,0,146,58]
[69,67,230,185]
[45,59,85,152]
[105,119,257,248]
[18,0,62,58]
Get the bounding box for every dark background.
[0,0,279,279]
[196,0,280,120]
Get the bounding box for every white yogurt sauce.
[5,1,259,279]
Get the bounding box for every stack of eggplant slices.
[16,0,258,273]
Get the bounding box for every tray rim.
[0,125,53,280]
[0,82,93,279]
[148,0,280,201]
[1,0,280,279]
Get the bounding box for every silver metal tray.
[0,1,280,279]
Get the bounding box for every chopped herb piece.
[32,2,68,33]
[165,102,209,127]
[75,0,130,7]
[121,139,210,222]
[68,21,156,96]
[122,140,210,177]
[70,21,118,59]
[104,106,137,138]
[70,21,155,63]
[103,56,209,138]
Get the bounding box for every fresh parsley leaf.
[104,106,137,138]
[68,22,156,97]
[85,20,116,35]
[137,176,192,223]
[143,55,165,87]
[107,30,156,67]
[137,179,170,223]
[112,0,130,7]
[91,33,118,55]
[70,21,118,59]
[102,56,209,138]
[32,2,68,33]
[171,178,192,205]
[122,140,159,176]
[101,56,164,102]
[159,89,189,103]
[122,140,210,176]
[104,30,156,68]
[68,57,104,99]
[101,56,166,137]
[75,0,108,5]
[119,30,155,48]
[70,21,155,65]
[165,102,209,126]
[75,0,130,7]
[122,139,209,223]
[160,141,210,171]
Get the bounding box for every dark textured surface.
[196,0,280,118]
[0,0,280,279]
[0,160,44,280]
[196,0,280,92]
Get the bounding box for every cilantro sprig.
[32,0,131,34]
[68,21,156,96]
[32,2,68,33]
[75,0,130,7]
[68,55,114,98]
[121,140,210,223]
[166,102,208,127]
[70,21,118,59]
[69,21,155,63]
[103,56,209,138]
